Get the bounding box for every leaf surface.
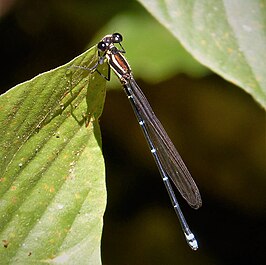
[138,0,266,108]
[0,46,107,264]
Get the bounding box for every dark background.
[0,1,265,264]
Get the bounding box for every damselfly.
[86,33,202,250]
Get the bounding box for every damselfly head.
[98,33,123,53]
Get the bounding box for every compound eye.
[97,41,107,52]
[112,33,123,43]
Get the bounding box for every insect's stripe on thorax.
[107,50,131,79]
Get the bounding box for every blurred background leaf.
[0,1,265,265]
[90,11,210,86]
[138,0,266,108]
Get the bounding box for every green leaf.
[92,11,209,85]
[0,46,107,264]
[137,0,266,108]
